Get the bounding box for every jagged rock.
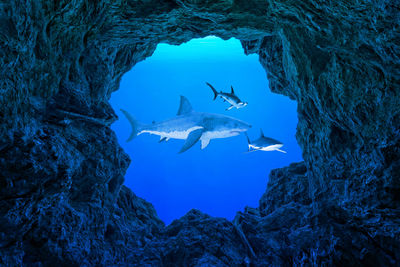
[0,0,399,266]
[259,162,310,215]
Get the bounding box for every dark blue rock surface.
[0,0,399,266]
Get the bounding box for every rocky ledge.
[0,0,399,266]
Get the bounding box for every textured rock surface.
[0,0,399,266]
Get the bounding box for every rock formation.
[0,0,399,266]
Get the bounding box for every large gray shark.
[120,96,251,153]
[245,129,286,153]
[206,82,248,110]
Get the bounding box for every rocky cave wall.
[0,0,399,266]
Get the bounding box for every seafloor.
[0,0,399,266]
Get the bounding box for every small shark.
[245,129,286,153]
[206,82,248,110]
[121,96,251,153]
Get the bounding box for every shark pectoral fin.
[179,128,203,153]
[276,148,287,153]
[159,137,167,143]
[226,105,234,111]
[200,139,210,149]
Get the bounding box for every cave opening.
[110,36,302,224]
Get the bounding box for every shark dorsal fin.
[245,132,251,144]
[260,128,264,137]
[177,96,194,115]
[231,86,235,94]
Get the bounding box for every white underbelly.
[221,96,238,106]
[202,130,238,140]
[250,144,283,151]
[141,126,203,140]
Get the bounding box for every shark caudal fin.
[120,109,144,142]
[206,82,218,100]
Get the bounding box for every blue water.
[110,36,302,225]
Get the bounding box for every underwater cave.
[1,0,399,266]
[110,36,302,224]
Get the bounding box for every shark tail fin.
[206,82,218,100]
[120,109,144,142]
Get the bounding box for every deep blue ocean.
[110,36,302,225]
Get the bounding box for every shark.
[120,96,252,153]
[206,82,248,110]
[245,129,287,153]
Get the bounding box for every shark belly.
[221,96,238,106]
[263,144,283,151]
[250,144,283,151]
[202,129,239,140]
[141,126,203,140]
